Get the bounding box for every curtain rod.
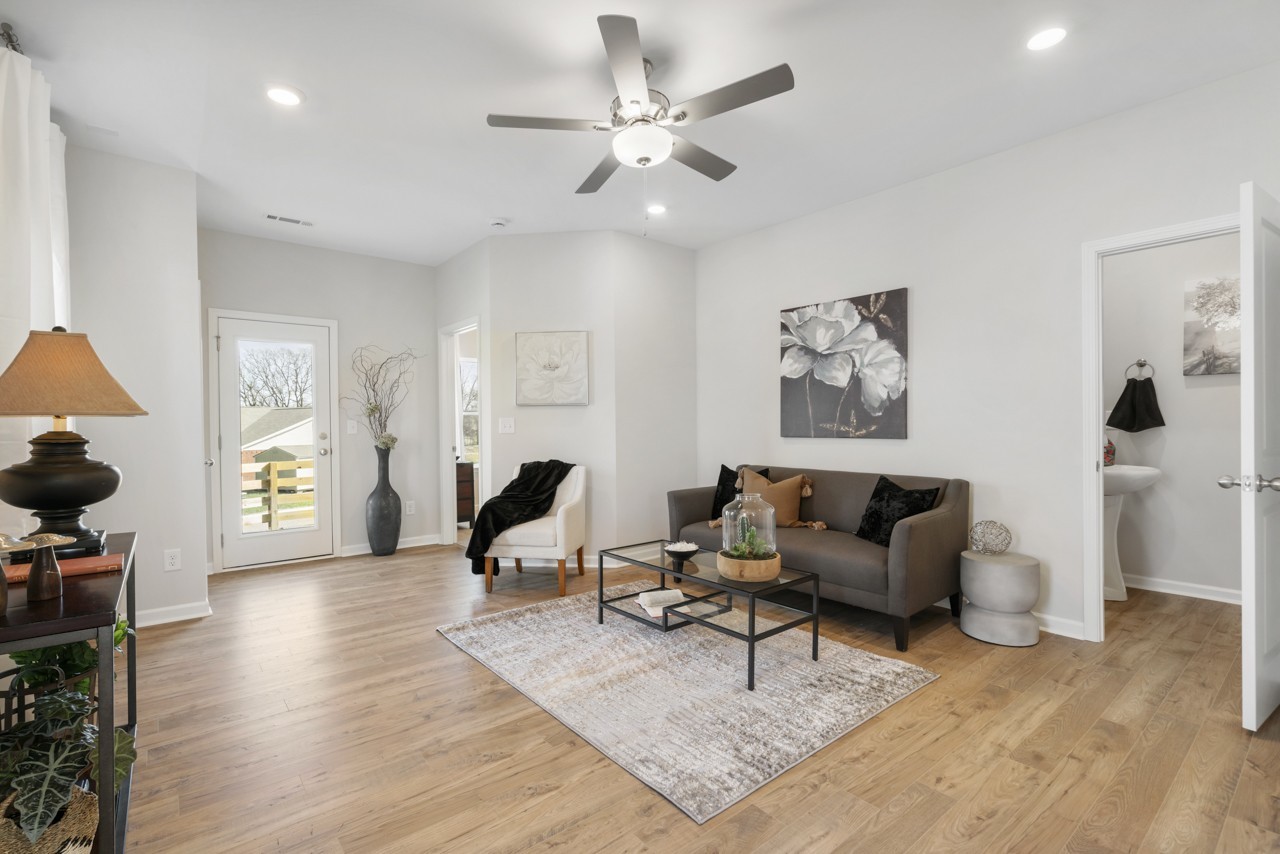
[1,23,23,55]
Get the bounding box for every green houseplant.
[0,618,134,845]
[717,493,782,581]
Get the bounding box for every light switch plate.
[499,417,515,434]
[347,419,358,434]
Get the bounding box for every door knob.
[1219,476,1242,489]
[1259,476,1280,492]
[318,448,329,456]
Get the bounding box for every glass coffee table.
[598,540,819,690]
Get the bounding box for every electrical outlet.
[406,500,416,515]
[499,417,515,434]
[347,419,358,434]
[163,549,181,571]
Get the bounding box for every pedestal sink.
[1102,465,1162,600]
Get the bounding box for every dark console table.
[0,531,137,853]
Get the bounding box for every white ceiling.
[4,0,1280,266]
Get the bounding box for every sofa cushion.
[856,476,940,547]
[741,469,805,526]
[710,465,769,521]
[491,516,557,547]
[759,466,948,533]
[775,528,888,594]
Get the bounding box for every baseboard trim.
[340,534,441,558]
[137,600,213,628]
[1122,573,1241,605]
[1033,611,1086,641]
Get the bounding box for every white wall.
[695,61,1280,636]
[612,233,698,543]
[433,232,698,556]
[66,146,209,624]
[198,229,437,556]
[1102,233,1240,597]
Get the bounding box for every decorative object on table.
[960,550,1041,647]
[780,289,907,439]
[1183,276,1241,375]
[343,345,418,556]
[514,331,589,406]
[0,534,25,612]
[969,520,1012,556]
[19,534,75,601]
[0,329,147,559]
[855,475,940,548]
[637,588,687,617]
[663,541,699,565]
[717,493,781,581]
[1106,359,1165,432]
[3,552,124,585]
[0,685,136,846]
[438,582,937,824]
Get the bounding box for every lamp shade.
[0,329,147,416]
[612,123,673,168]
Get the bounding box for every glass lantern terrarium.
[718,493,782,582]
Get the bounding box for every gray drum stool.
[960,550,1040,647]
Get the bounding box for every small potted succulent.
[717,493,781,582]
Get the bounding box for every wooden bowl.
[716,551,781,582]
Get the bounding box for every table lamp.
[0,328,147,557]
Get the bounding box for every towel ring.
[1125,358,1155,379]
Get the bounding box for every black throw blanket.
[1106,377,1166,432]
[466,459,576,575]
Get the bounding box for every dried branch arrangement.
[343,346,418,449]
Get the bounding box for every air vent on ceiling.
[265,214,314,227]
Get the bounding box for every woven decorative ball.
[970,520,1012,555]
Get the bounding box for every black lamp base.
[0,430,120,562]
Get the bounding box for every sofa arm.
[886,479,970,616]
[668,486,715,541]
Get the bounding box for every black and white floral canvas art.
[1183,276,1241,375]
[780,289,908,439]
[515,331,589,405]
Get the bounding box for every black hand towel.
[466,459,576,575]
[1106,377,1166,432]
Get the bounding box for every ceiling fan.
[487,15,794,194]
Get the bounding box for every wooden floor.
[125,546,1280,852]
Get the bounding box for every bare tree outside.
[239,343,314,407]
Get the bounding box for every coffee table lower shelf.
[598,542,820,690]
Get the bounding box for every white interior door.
[216,316,335,568]
[1240,181,1280,731]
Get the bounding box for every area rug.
[437,582,937,823]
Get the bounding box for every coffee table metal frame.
[598,540,820,690]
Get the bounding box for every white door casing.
[210,311,339,570]
[1240,181,1280,731]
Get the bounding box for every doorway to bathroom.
[438,318,486,547]
[1099,230,1242,611]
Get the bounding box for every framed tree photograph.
[780,289,908,439]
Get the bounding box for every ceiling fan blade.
[670,136,736,181]
[668,63,795,125]
[576,153,621,194]
[487,115,606,132]
[598,15,650,117]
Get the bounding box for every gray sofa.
[668,466,970,651]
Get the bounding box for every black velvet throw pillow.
[710,465,768,520]
[856,476,940,548]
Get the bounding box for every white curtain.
[0,48,70,532]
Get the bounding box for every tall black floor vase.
[365,446,401,556]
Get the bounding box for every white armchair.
[483,464,586,596]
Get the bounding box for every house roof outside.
[240,407,312,449]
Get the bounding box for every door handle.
[318,448,329,456]
[1219,475,1280,491]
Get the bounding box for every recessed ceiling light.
[647,204,667,215]
[267,85,305,106]
[1027,28,1066,51]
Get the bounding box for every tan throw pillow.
[741,469,805,527]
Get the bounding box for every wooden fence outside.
[241,459,316,531]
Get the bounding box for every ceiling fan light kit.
[486,14,794,193]
[613,123,673,168]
